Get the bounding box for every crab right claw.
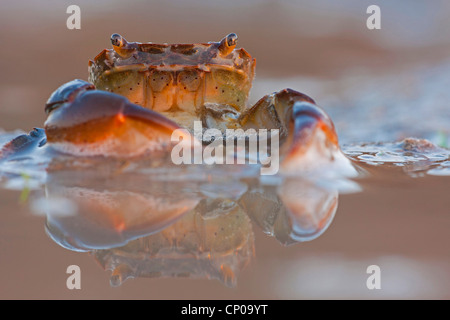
[44,80,192,157]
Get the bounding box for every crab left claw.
[44,80,191,157]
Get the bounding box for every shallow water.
[0,129,448,298]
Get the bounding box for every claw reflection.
[37,163,345,287]
[44,170,201,251]
[240,179,338,245]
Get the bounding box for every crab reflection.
[41,166,339,287]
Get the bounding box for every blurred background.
[0,0,449,144]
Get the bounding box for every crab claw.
[240,88,355,175]
[280,97,355,175]
[45,79,95,115]
[45,80,191,157]
[280,100,339,170]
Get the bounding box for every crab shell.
[88,33,255,129]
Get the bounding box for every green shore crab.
[0,33,350,174]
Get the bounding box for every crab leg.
[0,128,47,161]
[45,86,191,157]
[239,88,343,173]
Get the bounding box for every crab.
[38,33,349,173]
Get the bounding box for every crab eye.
[111,33,123,47]
[218,33,238,56]
[226,33,238,47]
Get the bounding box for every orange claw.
[281,101,341,172]
[239,88,347,174]
[44,80,190,157]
